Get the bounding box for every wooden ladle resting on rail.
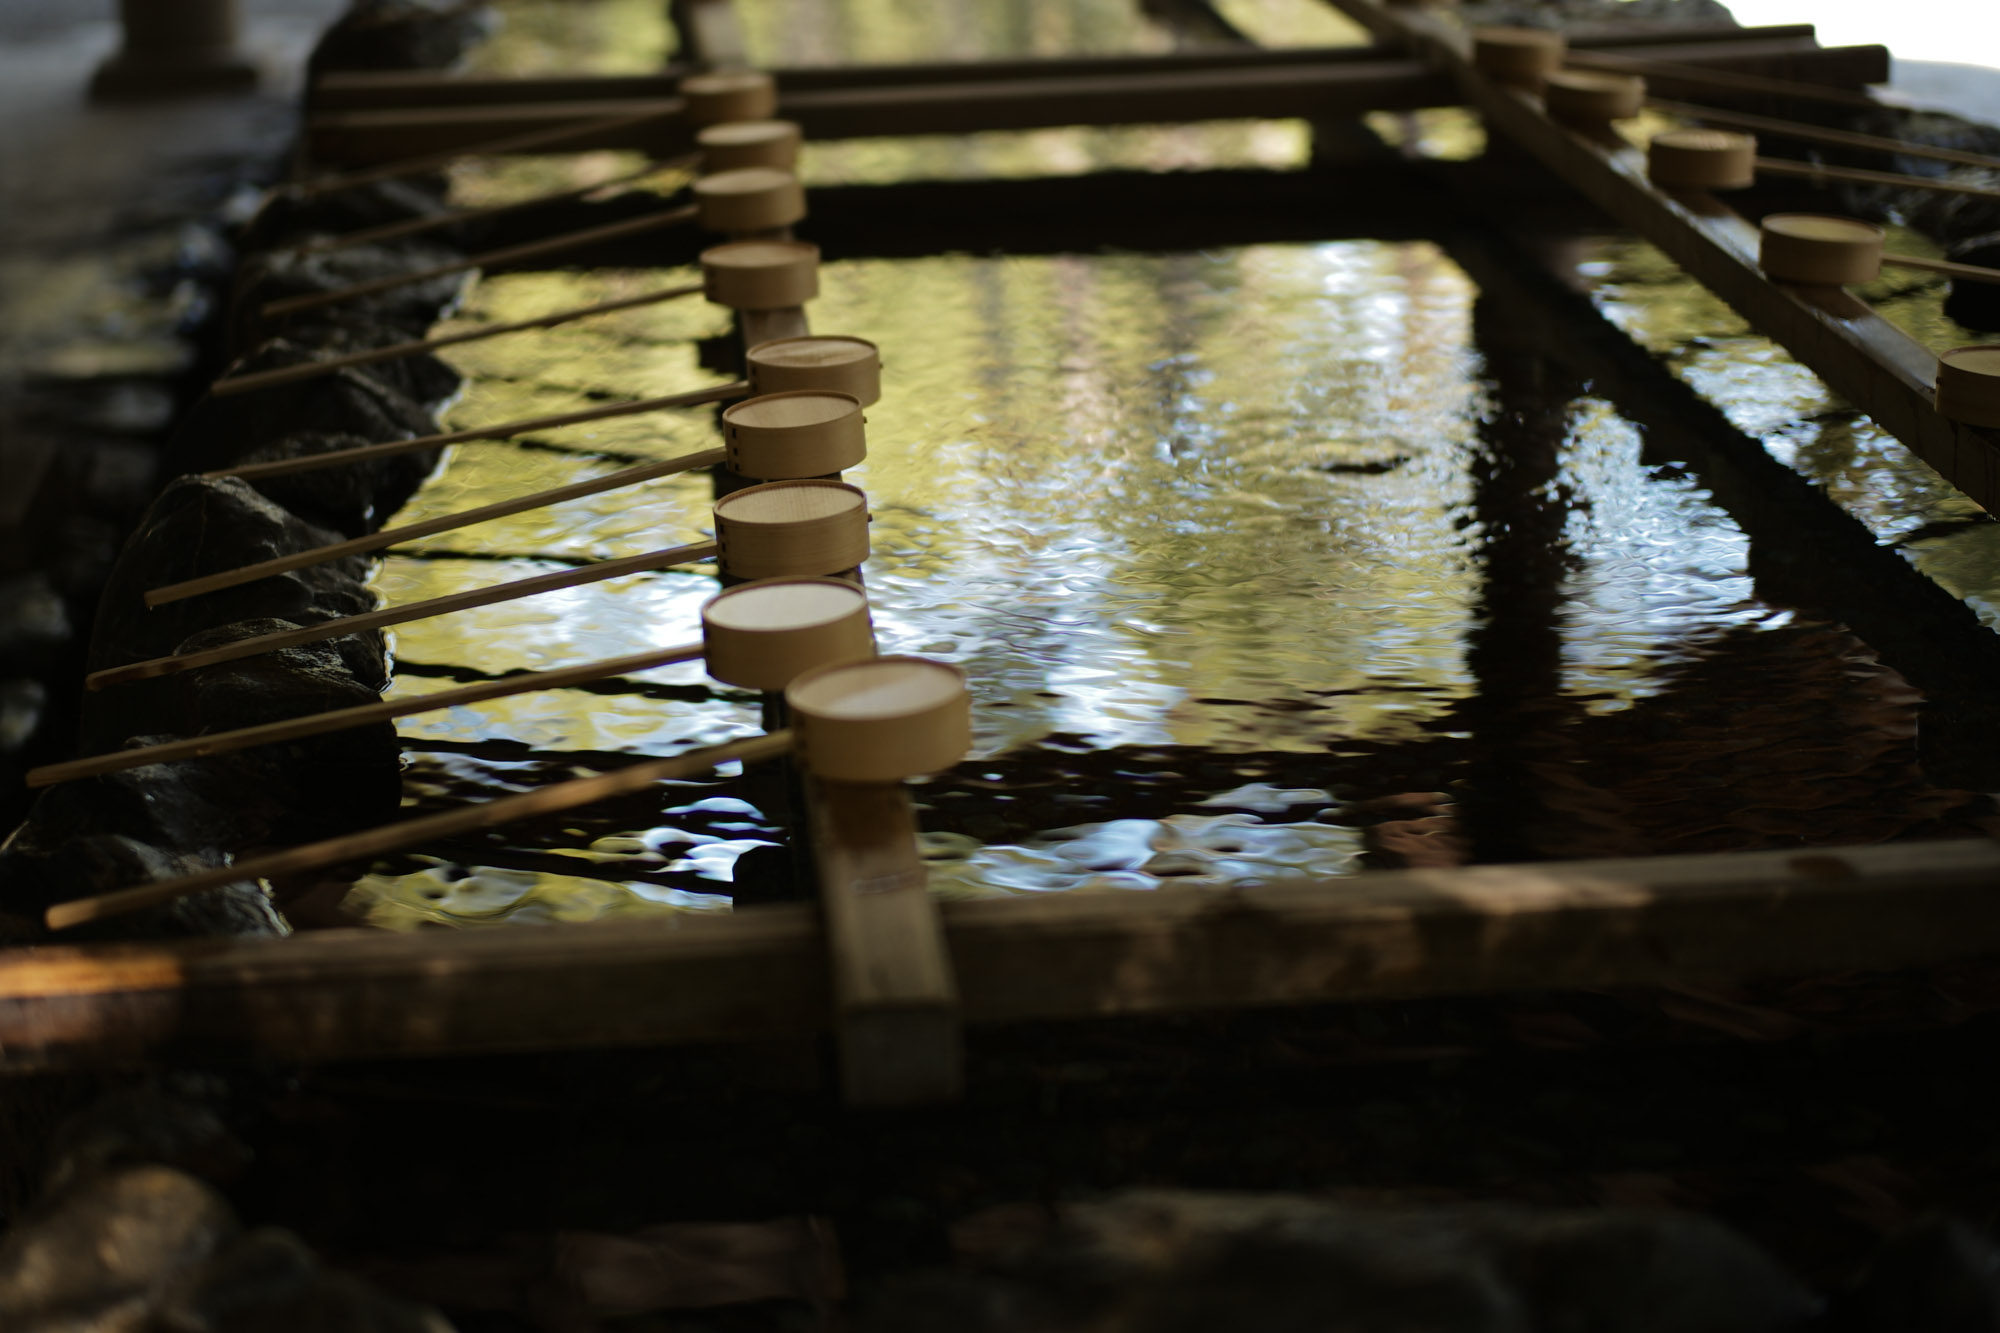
[147,382,869,606]
[90,474,872,690]
[32,574,874,787]
[46,653,970,931]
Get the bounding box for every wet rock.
[237,180,454,257]
[0,832,283,944]
[1823,1217,2000,1332]
[82,477,378,719]
[164,358,439,480]
[225,327,463,415]
[45,1085,253,1199]
[230,431,443,540]
[0,1165,237,1327]
[869,1193,1815,1333]
[225,241,470,350]
[160,1229,458,1333]
[309,0,497,75]
[1945,231,2000,332]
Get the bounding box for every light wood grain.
[207,379,749,482]
[809,778,961,1105]
[147,447,726,607]
[258,204,697,322]
[44,731,792,930]
[213,282,704,397]
[87,541,720,691]
[29,642,705,787]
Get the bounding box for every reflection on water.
[1580,235,2000,629]
[342,0,1999,928]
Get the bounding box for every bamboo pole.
[287,103,685,200]
[148,447,726,606]
[287,154,697,256]
[1571,49,1884,110]
[87,540,720,691]
[1880,252,2000,284]
[1752,155,2000,203]
[29,642,705,787]
[207,380,750,483]
[1652,99,2000,173]
[44,731,792,931]
[214,282,705,397]
[258,204,699,322]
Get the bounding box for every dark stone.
[228,431,443,540]
[0,829,282,944]
[225,241,471,351]
[226,327,464,415]
[45,1085,253,1198]
[236,179,454,257]
[160,1228,458,1333]
[1823,1217,2000,1332]
[163,358,440,480]
[1945,232,2000,332]
[82,476,379,710]
[308,0,497,75]
[0,1166,237,1325]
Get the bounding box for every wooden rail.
[5,840,1998,1071]
[1325,0,2000,514]
[304,24,1830,109]
[304,37,1886,165]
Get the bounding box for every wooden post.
[92,0,258,101]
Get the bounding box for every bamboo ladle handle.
[207,380,751,483]
[29,642,705,787]
[146,447,727,607]
[258,204,698,321]
[88,540,720,691]
[211,282,705,397]
[43,730,793,930]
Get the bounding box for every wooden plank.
[6,840,2000,1071]
[809,779,961,1105]
[1328,0,2000,513]
[304,25,1826,110]
[303,41,1882,163]
[719,207,960,1105]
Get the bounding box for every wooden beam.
[302,39,1883,164]
[1328,0,2000,513]
[6,840,2000,1071]
[810,779,961,1106]
[305,25,1826,111]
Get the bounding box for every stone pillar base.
[90,50,260,102]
